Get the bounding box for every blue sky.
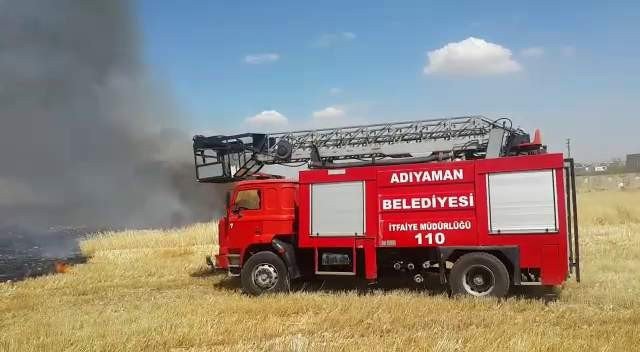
[135,1,639,161]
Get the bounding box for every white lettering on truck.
[384,220,474,247]
[381,193,474,210]
[389,169,464,184]
[388,220,472,232]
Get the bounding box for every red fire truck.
[194,116,580,296]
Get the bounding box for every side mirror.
[232,204,246,217]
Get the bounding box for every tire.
[449,252,510,298]
[241,251,290,296]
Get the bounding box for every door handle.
[254,227,262,235]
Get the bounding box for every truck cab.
[215,179,298,276]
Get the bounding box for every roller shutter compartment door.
[311,181,365,236]
[487,170,558,234]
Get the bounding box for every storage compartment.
[487,170,558,234]
[316,248,355,275]
[311,181,365,236]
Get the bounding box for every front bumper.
[214,252,229,269]
[206,254,241,276]
[205,255,227,274]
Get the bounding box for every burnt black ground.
[0,226,87,282]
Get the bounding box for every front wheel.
[449,252,510,298]
[241,251,290,295]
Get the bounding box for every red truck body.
[214,152,578,295]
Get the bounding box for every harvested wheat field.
[1,191,640,352]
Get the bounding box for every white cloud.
[329,87,343,95]
[312,32,356,48]
[424,37,522,76]
[521,46,544,58]
[245,110,288,128]
[243,53,280,64]
[561,45,576,57]
[343,32,356,40]
[313,106,345,120]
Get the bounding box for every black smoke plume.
[0,0,219,231]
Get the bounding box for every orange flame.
[54,261,70,274]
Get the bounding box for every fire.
[54,261,70,274]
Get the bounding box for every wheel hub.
[472,275,485,286]
[461,264,495,297]
[252,263,278,289]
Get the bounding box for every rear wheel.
[449,252,510,298]
[241,251,290,295]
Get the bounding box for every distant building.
[627,153,640,172]
[573,162,590,175]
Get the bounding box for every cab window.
[234,189,261,210]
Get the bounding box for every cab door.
[227,187,264,250]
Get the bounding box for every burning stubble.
[0,0,222,276]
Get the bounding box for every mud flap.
[272,239,301,279]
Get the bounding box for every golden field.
[1,191,640,351]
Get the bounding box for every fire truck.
[193,116,580,297]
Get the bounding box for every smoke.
[0,0,219,230]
